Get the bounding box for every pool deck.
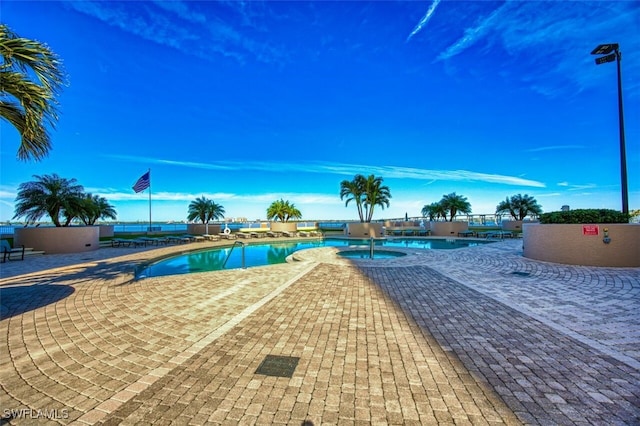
[0,237,638,425]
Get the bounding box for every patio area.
[1,238,638,424]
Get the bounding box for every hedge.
[538,209,629,224]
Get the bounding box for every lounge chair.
[111,238,132,247]
[251,232,266,238]
[167,236,190,244]
[139,237,168,246]
[1,240,25,262]
[131,239,149,247]
[298,231,310,237]
[282,231,297,237]
[266,231,281,238]
[203,234,220,241]
[237,232,251,239]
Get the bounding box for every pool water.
[136,237,490,279]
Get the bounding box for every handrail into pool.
[223,241,246,269]
[370,237,375,259]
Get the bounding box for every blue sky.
[1,1,639,223]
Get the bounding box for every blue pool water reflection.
[136,238,491,279]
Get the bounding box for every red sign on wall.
[582,225,599,236]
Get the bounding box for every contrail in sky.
[406,0,441,42]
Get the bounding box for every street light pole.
[591,43,629,216]
[615,47,629,216]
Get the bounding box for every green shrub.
[538,209,629,224]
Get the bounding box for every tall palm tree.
[362,174,391,223]
[78,194,117,225]
[1,24,66,161]
[439,193,472,222]
[13,174,84,226]
[340,175,366,222]
[266,199,302,222]
[187,196,225,233]
[496,194,542,221]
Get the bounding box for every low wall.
[523,223,640,267]
[430,221,468,236]
[187,224,222,235]
[99,225,114,238]
[346,223,384,238]
[271,222,297,233]
[14,226,100,254]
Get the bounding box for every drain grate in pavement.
[511,271,530,277]
[255,355,300,377]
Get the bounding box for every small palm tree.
[340,174,391,223]
[362,174,391,223]
[340,175,366,222]
[439,193,472,222]
[266,199,302,222]
[0,24,66,161]
[496,194,542,221]
[421,202,447,221]
[78,194,117,225]
[187,196,225,233]
[13,174,84,226]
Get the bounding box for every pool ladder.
[370,237,375,259]
[223,241,246,269]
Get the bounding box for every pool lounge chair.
[282,231,297,237]
[111,238,132,247]
[1,240,25,262]
[237,232,252,239]
[203,234,220,241]
[139,237,168,246]
[266,231,282,238]
[131,239,149,247]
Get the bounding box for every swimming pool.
[135,237,491,279]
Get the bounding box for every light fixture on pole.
[591,43,628,215]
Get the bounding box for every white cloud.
[107,155,546,188]
[406,0,441,42]
[527,145,585,153]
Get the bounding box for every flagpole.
[148,168,152,233]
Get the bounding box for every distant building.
[561,205,570,212]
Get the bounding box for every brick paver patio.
[1,238,638,424]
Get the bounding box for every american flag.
[132,171,150,193]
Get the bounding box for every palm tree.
[362,174,391,223]
[13,174,84,226]
[187,196,225,234]
[421,202,447,221]
[1,24,66,161]
[266,199,302,222]
[496,194,542,221]
[439,193,472,222]
[77,194,117,225]
[340,175,366,222]
[340,174,391,223]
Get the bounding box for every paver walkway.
[0,238,638,425]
